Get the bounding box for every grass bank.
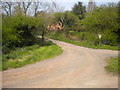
[2,43,62,71]
[46,32,119,50]
[105,57,119,74]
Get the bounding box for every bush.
[2,16,44,54]
[82,4,118,46]
[2,17,20,53]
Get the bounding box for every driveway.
[2,39,118,88]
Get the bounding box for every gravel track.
[2,39,118,88]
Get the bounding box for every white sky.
[54,0,119,11]
[51,0,119,2]
[2,0,119,11]
[2,0,119,3]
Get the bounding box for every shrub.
[82,4,118,46]
[2,16,44,54]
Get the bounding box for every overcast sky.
[41,0,119,11]
[2,0,119,11]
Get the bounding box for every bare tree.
[1,2,9,16]
[22,2,32,16]
[45,2,64,14]
[32,2,42,17]
[13,2,23,16]
[1,2,13,16]
[16,2,22,11]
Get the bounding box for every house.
[47,22,62,31]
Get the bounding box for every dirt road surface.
[2,39,118,88]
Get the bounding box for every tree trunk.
[65,28,69,37]
[42,29,45,42]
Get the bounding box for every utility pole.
[87,0,96,12]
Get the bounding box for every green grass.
[2,44,63,71]
[58,39,118,50]
[105,57,119,74]
[46,32,119,51]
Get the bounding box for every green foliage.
[54,12,80,27]
[2,43,63,70]
[53,12,64,24]
[72,2,86,19]
[2,45,39,62]
[2,17,20,53]
[53,12,80,37]
[46,31,118,50]
[2,16,44,54]
[47,31,65,40]
[63,12,80,28]
[105,57,119,74]
[46,3,119,49]
[82,4,118,45]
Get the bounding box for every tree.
[64,12,80,37]
[32,2,43,17]
[82,3,118,45]
[1,2,14,16]
[44,2,64,14]
[2,16,45,53]
[54,12,80,37]
[22,2,32,16]
[1,2,32,16]
[36,11,52,41]
[13,3,23,16]
[72,2,86,19]
[53,12,64,25]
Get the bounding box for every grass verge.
[2,43,62,71]
[56,39,119,50]
[105,57,119,74]
[46,32,119,50]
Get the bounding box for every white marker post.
[98,34,102,45]
[98,34,102,39]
